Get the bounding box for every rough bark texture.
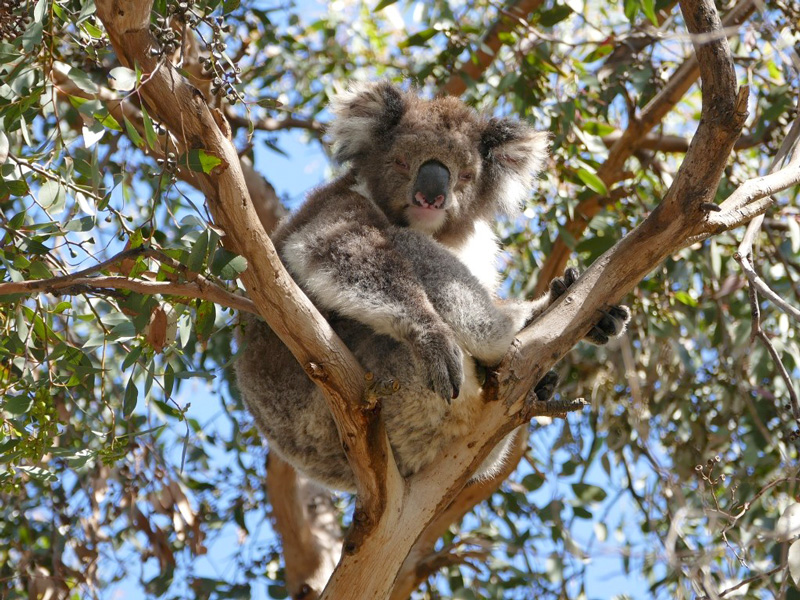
[88,0,800,597]
[267,455,342,598]
[93,0,396,530]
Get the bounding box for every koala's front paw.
[548,267,579,301]
[550,267,631,345]
[413,326,464,403]
[533,369,559,402]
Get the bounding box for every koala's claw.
[533,370,559,403]
[586,305,630,345]
[549,267,579,300]
[415,327,464,404]
[524,371,587,418]
[549,268,631,345]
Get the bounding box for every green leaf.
[109,66,137,91]
[83,21,104,38]
[4,395,33,416]
[674,290,697,307]
[400,29,437,48]
[195,301,216,343]
[164,363,175,399]
[64,215,96,232]
[210,248,248,279]
[522,473,544,492]
[123,116,144,148]
[121,345,143,371]
[538,4,572,27]
[123,376,138,417]
[33,0,46,22]
[572,483,607,503]
[576,168,608,195]
[0,179,29,197]
[38,180,66,213]
[641,0,658,26]
[0,130,8,165]
[223,0,240,12]
[583,44,613,63]
[183,149,223,174]
[188,230,210,272]
[581,121,616,136]
[67,67,98,94]
[140,105,158,150]
[624,0,638,21]
[153,400,182,419]
[8,211,26,230]
[28,260,52,279]
[374,0,398,10]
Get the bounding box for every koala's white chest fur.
[446,220,502,292]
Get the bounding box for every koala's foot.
[524,372,588,419]
[412,325,464,403]
[533,369,559,402]
[550,267,631,345]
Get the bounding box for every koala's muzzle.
[413,160,450,209]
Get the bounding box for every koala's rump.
[237,316,486,491]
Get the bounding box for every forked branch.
[92,0,396,529]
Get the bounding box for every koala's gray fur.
[236,82,629,491]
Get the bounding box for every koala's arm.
[279,190,465,401]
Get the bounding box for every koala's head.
[328,81,549,240]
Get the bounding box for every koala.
[235,82,629,491]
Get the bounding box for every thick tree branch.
[390,431,528,600]
[602,127,774,154]
[533,0,755,294]
[93,0,399,527]
[267,455,342,599]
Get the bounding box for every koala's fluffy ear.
[480,118,550,214]
[328,81,407,164]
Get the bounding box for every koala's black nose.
[413,160,450,209]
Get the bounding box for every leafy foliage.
[1,0,799,598]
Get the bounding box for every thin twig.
[733,251,800,323]
[0,245,256,314]
[0,275,257,315]
[756,330,800,423]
